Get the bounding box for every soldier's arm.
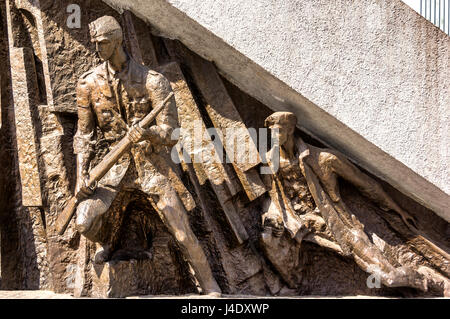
[146,72,178,147]
[73,74,96,196]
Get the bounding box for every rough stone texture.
[2,0,52,290]
[102,0,449,221]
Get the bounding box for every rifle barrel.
[56,92,174,235]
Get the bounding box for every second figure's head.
[265,112,297,146]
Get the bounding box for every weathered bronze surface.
[261,112,449,295]
[163,39,267,202]
[158,62,248,244]
[55,92,173,235]
[6,0,43,207]
[0,0,448,298]
[68,15,220,296]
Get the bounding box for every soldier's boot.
[156,187,222,296]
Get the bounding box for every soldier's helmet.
[89,16,123,43]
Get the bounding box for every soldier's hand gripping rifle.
[56,92,175,235]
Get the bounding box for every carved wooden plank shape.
[9,48,43,206]
[6,0,43,207]
[121,10,144,65]
[163,40,266,202]
[159,62,248,244]
[0,74,2,129]
[193,64,266,201]
[157,63,235,188]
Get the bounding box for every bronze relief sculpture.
[5,1,446,297]
[68,16,220,296]
[52,14,448,296]
[261,112,449,294]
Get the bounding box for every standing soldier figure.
[73,15,221,296]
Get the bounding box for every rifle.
[56,92,174,235]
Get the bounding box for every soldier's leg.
[75,185,118,263]
[332,211,426,291]
[352,247,427,291]
[304,158,426,291]
[152,184,221,295]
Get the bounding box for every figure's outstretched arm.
[317,149,417,228]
